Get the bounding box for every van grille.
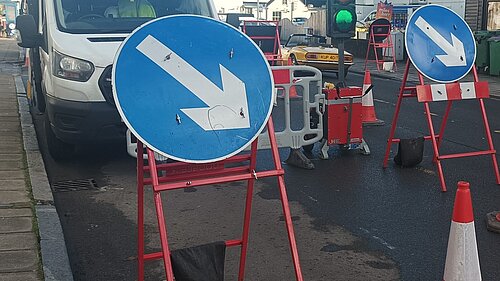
[99,65,114,105]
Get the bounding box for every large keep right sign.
[405,5,476,83]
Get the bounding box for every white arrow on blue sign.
[113,15,274,163]
[405,5,476,83]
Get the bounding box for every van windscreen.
[54,0,214,34]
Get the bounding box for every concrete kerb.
[349,68,413,83]
[16,75,74,281]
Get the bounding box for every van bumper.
[46,95,126,144]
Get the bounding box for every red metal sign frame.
[136,117,304,281]
[364,21,397,72]
[382,59,500,192]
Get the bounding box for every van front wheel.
[44,114,75,161]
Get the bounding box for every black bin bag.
[171,241,226,281]
[394,137,424,167]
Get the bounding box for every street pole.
[257,0,260,19]
[338,38,345,84]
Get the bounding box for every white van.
[16,0,217,160]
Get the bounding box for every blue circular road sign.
[405,5,476,83]
[113,15,274,163]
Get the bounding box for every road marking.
[374,98,391,104]
[299,189,318,203]
[359,228,396,250]
[416,166,436,175]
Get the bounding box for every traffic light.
[327,0,357,39]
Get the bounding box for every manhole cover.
[51,179,98,192]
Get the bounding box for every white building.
[241,0,313,21]
[214,0,245,14]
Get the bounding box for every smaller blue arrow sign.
[405,5,476,83]
[112,15,274,163]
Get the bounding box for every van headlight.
[53,50,94,82]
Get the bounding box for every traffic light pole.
[338,38,345,84]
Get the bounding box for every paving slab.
[0,116,18,122]
[0,217,33,234]
[0,170,25,180]
[0,180,26,191]
[0,271,40,281]
[0,95,15,99]
[0,105,18,109]
[0,250,38,273]
[0,112,18,117]
[0,208,32,218]
[0,111,19,117]
[0,161,23,171]
[0,139,23,146]
[0,135,22,142]
[0,191,29,205]
[0,130,21,137]
[0,119,19,126]
[0,154,22,161]
[0,124,20,132]
[0,233,38,251]
[0,89,15,95]
[0,143,23,154]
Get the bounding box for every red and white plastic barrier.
[416,81,489,102]
[443,181,482,281]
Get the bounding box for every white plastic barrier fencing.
[126,65,325,158]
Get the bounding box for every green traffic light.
[335,9,354,31]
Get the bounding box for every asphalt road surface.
[31,71,500,281]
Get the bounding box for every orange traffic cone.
[443,181,482,281]
[277,86,299,99]
[24,50,30,68]
[361,70,384,126]
[289,85,299,99]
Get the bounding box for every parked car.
[292,17,308,26]
[280,34,353,76]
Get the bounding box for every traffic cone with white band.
[24,50,30,68]
[443,181,482,281]
[361,70,384,126]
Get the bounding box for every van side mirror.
[16,15,42,48]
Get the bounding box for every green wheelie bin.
[474,31,492,72]
[488,36,500,76]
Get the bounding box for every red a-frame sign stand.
[383,59,500,192]
[136,117,304,281]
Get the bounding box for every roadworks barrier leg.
[443,181,482,281]
[486,211,500,234]
[286,148,314,169]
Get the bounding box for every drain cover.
[51,179,98,192]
